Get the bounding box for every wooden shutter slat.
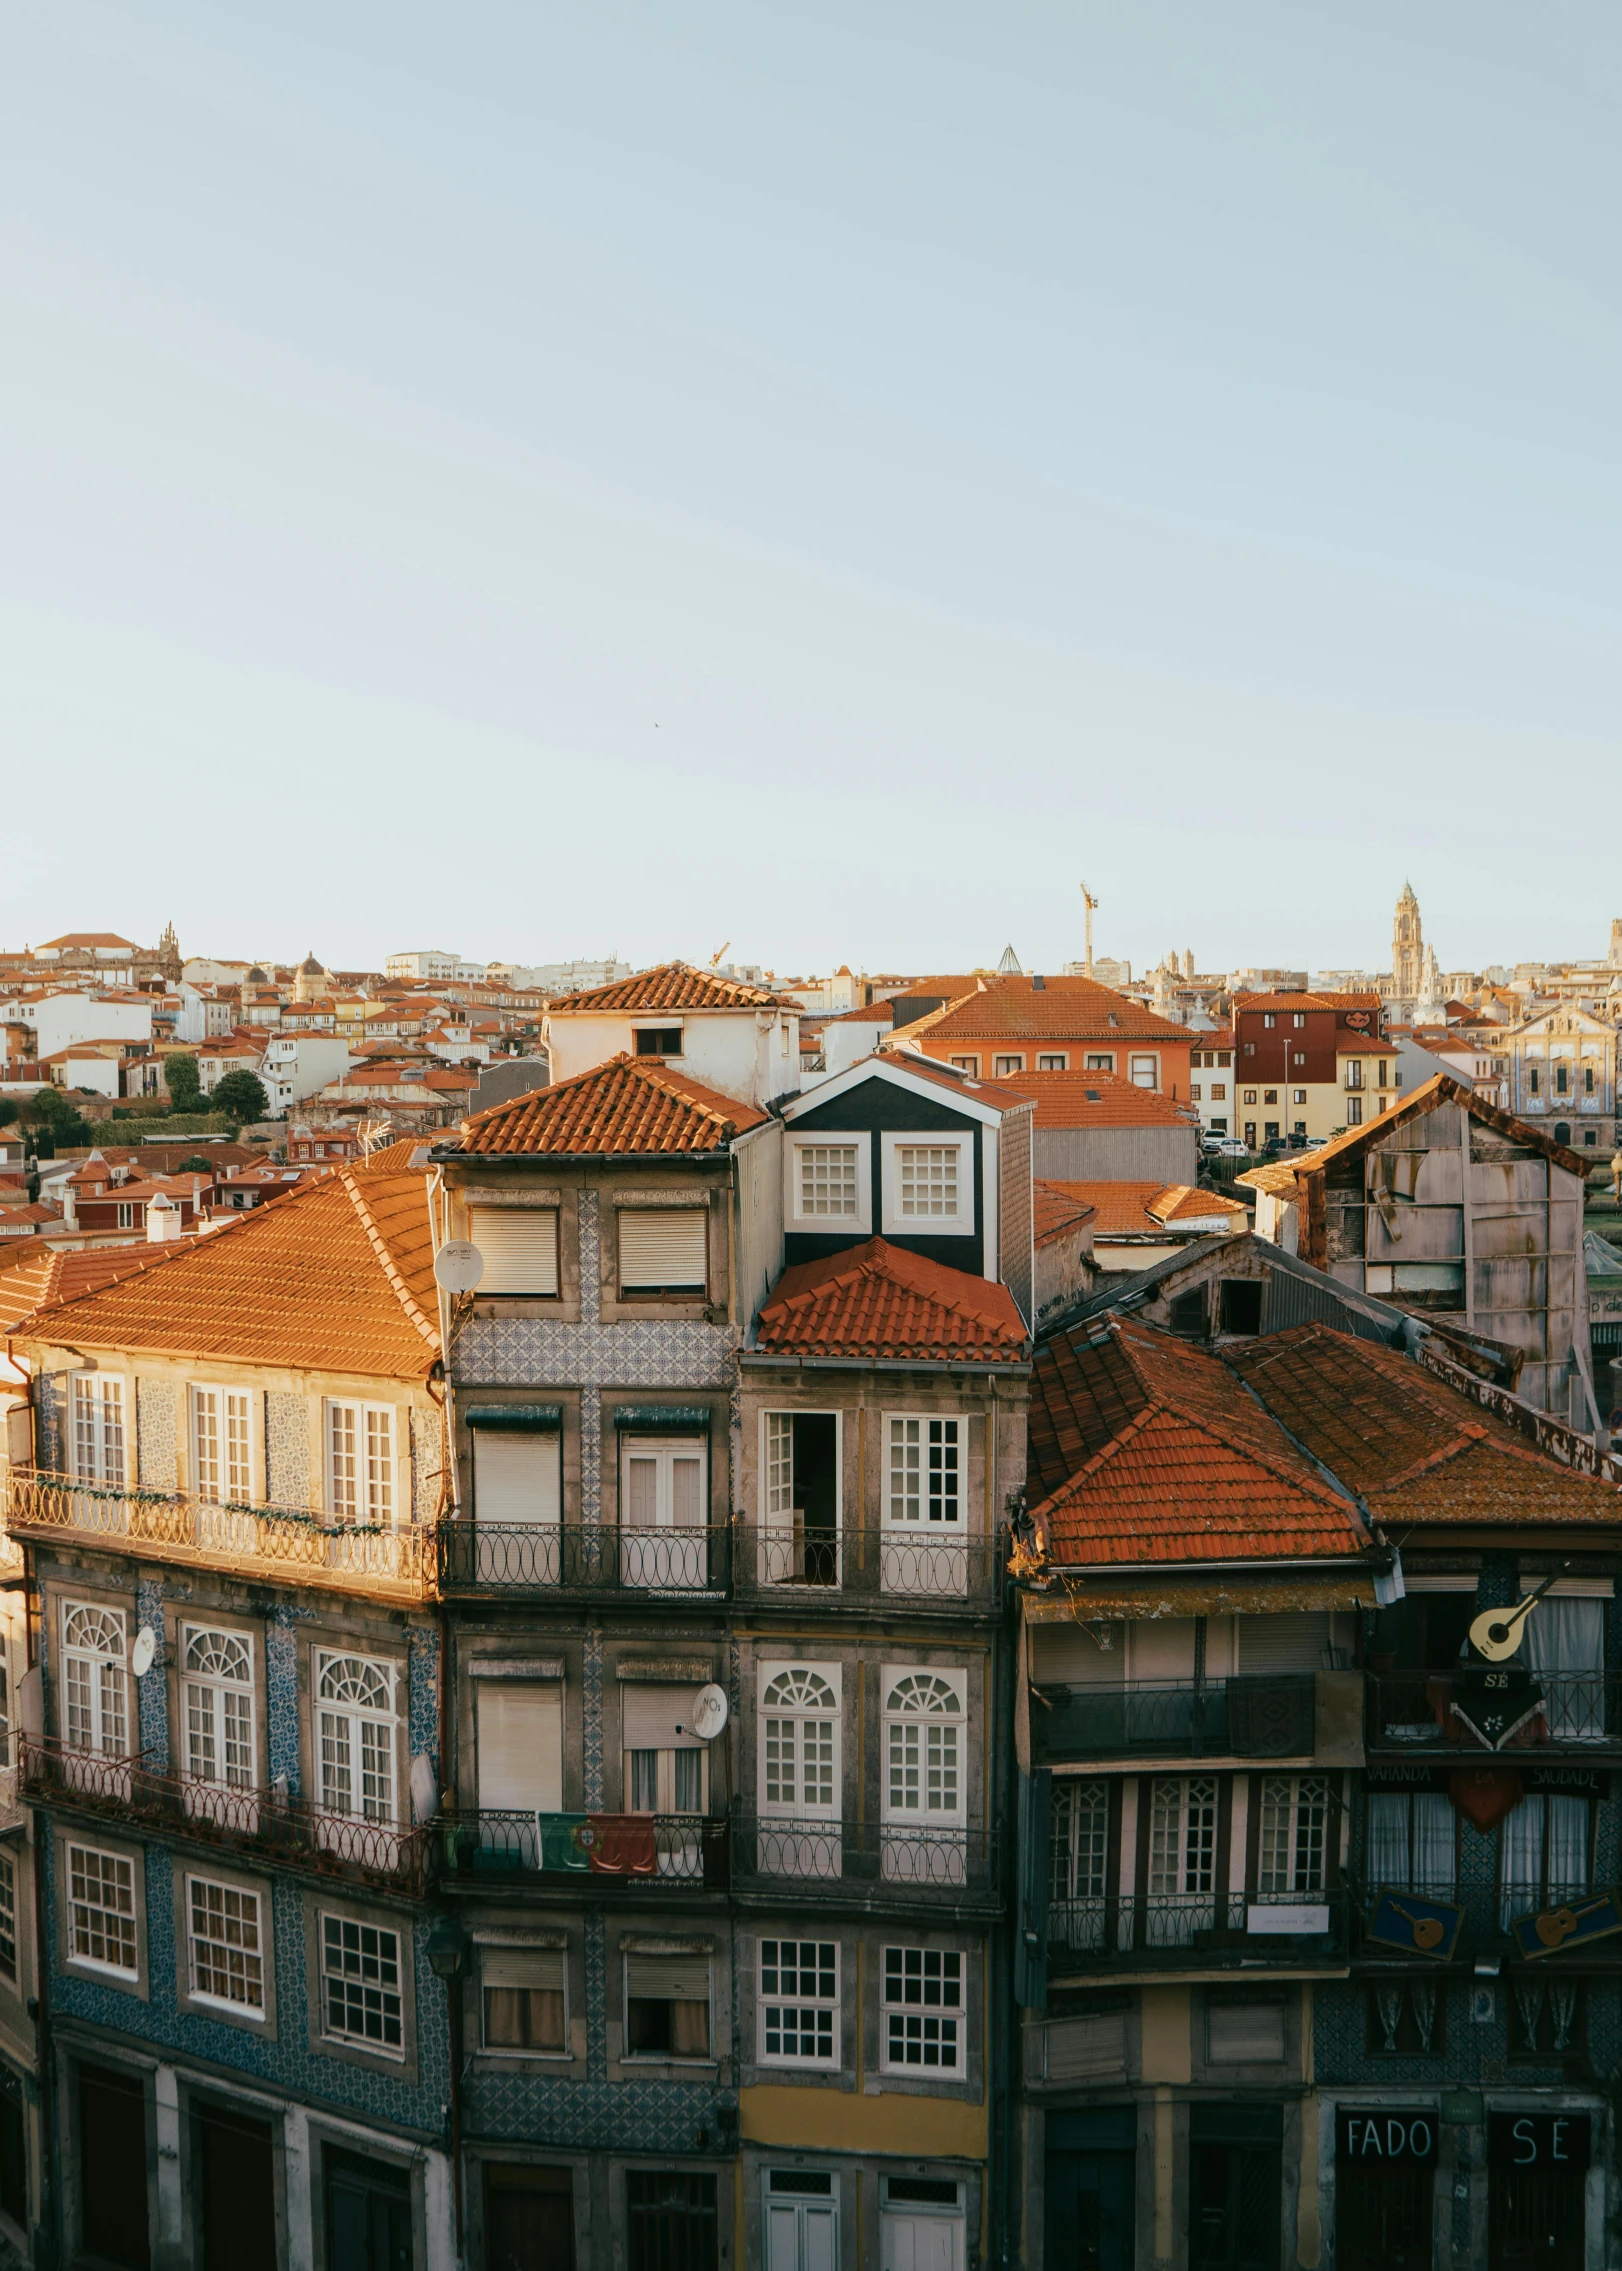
[626,1953,711,2000]
[474,1432,561,1526]
[622,1685,704,1751]
[470,1208,559,1296]
[476,1683,563,1812]
[618,1210,706,1289]
[482,1948,564,1992]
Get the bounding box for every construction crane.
[1080,884,1098,978]
[708,941,731,969]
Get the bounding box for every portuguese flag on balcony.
[536,1813,659,1875]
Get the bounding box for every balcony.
[438,1810,729,1890]
[1048,1887,1349,1974]
[1366,1671,1622,1757]
[730,1813,1000,1908]
[437,1518,1002,1610]
[1032,1676,1319,1764]
[22,1737,426,1894]
[6,1473,434,1602]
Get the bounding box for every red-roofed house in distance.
[1231,990,1396,1146]
[893,974,1196,1101]
[541,961,802,1108]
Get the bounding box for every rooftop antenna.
[1080,882,1098,978]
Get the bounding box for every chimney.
[146,1192,182,1243]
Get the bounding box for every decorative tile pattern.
[408,1626,440,1766]
[41,1829,450,2136]
[266,1392,310,1508]
[465,2069,738,2155]
[454,1316,737,1389]
[585,1909,608,2082]
[137,1378,177,1492]
[410,1408,440,1521]
[264,1609,305,1793]
[583,1629,604,1809]
[136,1576,170,1768]
[581,1389,602,1527]
[36,1374,62,1472]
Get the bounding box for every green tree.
[213,1070,270,1124]
[164,1051,202,1112]
[21,1086,94,1153]
[0,1096,16,1128]
[176,1154,217,1173]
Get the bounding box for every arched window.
[759,1668,839,1818]
[883,1674,964,1824]
[316,1653,398,1822]
[182,1627,255,1790]
[62,1602,127,1757]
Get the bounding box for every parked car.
[1206,1136,1250,1158]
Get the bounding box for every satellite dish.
[130,1628,156,1678]
[690,1685,729,1741]
[433,1239,484,1294]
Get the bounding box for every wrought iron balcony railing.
[437,1809,729,1889]
[1367,1672,1622,1755]
[730,1814,1000,1903]
[1032,1676,1319,1762]
[437,1518,1003,1607]
[1047,1887,1348,1971]
[6,1473,434,1602]
[21,1737,426,1894]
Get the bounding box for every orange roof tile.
[0,1239,170,1330]
[10,1164,439,1379]
[987,1069,1193,1130]
[1027,1319,1367,1563]
[1033,1181,1097,1247]
[756,1238,1028,1363]
[454,1053,768,1157]
[1227,1323,1622,1528]
[1151,1184,1249,1225]
[1233,991,1382,1013]
[909,977,1188,1044]
[545,962,799,1014]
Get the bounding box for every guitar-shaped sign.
[1534,1897,1610,1948]
[1467,1567,1569,1663]
[1388,1900,1446,1952]
[1368,1887,1465,1960]
[1510,1888,1622,1961]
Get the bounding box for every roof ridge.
[339,1172,440,1351]
[1112,1323,1352,1511]
[5,1184,291,1330]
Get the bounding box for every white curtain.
[1525,1599,1605,1741]
[1500,1797,1544,1926]
[1547,1794,1590,1897]
[1413,1795,1455,1896]
[1367,1794,1409,1886]
[1367,1792,1453,1895]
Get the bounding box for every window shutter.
[1236,1613,1331,1674]
[626,1953,711,2001]
[474,1432,561,1526]
[470,1208,559,1296]
[476,1683,563,1813]
[482,1948,564,1993]
[622,1686,704,1751]
[618,1211,707,1290]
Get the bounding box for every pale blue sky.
[4,4,1618,978]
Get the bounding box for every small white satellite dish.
[690,1685,728,1741]
[433,1239,485,1295]
[130,1628,156,1678]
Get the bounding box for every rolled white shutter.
[469,1208,558,1295]
[618,1210,706,1290]
[482,1948,564,1993]
[622,1685,704,1751]
[474,1432,561,1526]
[476,1683,563,1812]
[1237,1613,1331,1674]
[625,1953,711,2001]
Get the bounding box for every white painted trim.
[879,1131,974,1239]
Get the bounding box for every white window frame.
[785,1133,872,1235]
[189,1384,255,1506]
[185,1872,267,2017]
[1256,1774,1331,1898]
[879,1133,973,1237]
[880,1945,965,2074]
[325,1400,397,1526]
[622,1948,713,2064]
[1084,1053,1115,1073]
[1127,1054,1158,1090]
[884,1416,962,1532]
[65,1842,138,1979]
[759,1410,842,1588]
[61,1600,129,1758]
[69,1375,126,1486]
[758,1937,840,2069]
[479,1942,569,2058]
[181,1625,257,1792]
[1037,1053,1068,1072]
[466,1205,560,1297]
[758,1664,842,1822]
[315,1651,400,1826]
[993,1054,1025,1078]
[882,1670,966,1831]
[320,1911,405,2058]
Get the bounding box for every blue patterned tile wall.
[136,1380,177,1493]
[42,1829,451,2135]
[135,1576,170,1768]
[583,1630,604,1809]
[265,1608,308,1793]
[265,1392,310,1508]
[408,1625,440,1765]
[466,2067,737,2155]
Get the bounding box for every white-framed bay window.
[784,1133,872,1235]
[70,1374,125,1486]
[880,1134,973,1237]
[620,1433,707,1589]
[758,1663,841,1879]
[62,1600,129,1762]
[881,1945,964,2074]
[758,1938,839,2068]
[883,1415,965,1597]
[882,1670,966,1884]
[190,1384,255,1505]
[326,1400,396,1526]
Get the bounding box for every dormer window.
[634,1027,683,1057]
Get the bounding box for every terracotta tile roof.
[909,977,1188,1044]
[1027,1319,1367,1562]
[1032,1181,1173,1236]
[1296,1073,1589,1178]
[0,1239,168,1330]
[1033,1180,1097,1247]
[875,1052,1038,1113]
[544,962,799,1014]
[454,1053,768,1157]
[1233,991,1382,1013]
[1150,1184,1249,1225]
[987,1069,1193,1129]
[1236,1160,1304,1197]
[1226,1323,1622,1527]
[0,1203,59,1228]
[10,1164,439,1379]
[756,1238,1028,1362]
